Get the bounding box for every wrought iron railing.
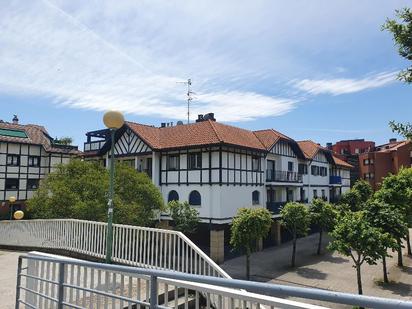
[266,170,303,183]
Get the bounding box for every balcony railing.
[266,201,287,214]
[329,175,342,185]
[266,170,303,183]
[83,140,106,152]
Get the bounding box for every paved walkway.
[222,231,412,308]
[0,250,26,309]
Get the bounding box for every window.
[167,190,179,202]
[189,190,201,206]
[298,163,307,174]
[311,165,319,176]
[363,159,369,165]
[27,179,39,190]
[319,167,327,177]
[252,190,260,205]
[5,179,19,190]
[7,154,20,166]
[364,173,375,180]
[288,161,294,172]
[167,155,179,170]
[313,189,318,198]
[28,156,40,167]
[252,156,260,171]
[321,189,325,197]
[188,153,202,170]
[369,158,374,165]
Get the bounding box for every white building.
[0,116,81,215]
[84,114,352,262]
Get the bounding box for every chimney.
[326,142,332,149]
[12,115,19,124]
[389,138,397,143]
[161,122,166,128]
[196,114,204,123]
[203,113,216,121]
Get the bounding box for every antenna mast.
[177,78,194,124]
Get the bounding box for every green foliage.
[382,8,412,83]
[27,160,164,226]
[280,202,310,237]
[168,200,200,234]
[309,198,337,232]
[230,208,272,253]
[338,180,372,212]
[54,137,74,145]
[389,121,412,140]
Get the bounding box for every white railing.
[17,252,330,309]
[0,219,230,279]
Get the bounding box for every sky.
[0,0,411,149]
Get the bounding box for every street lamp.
[103,110,125,263]
[8,196,16,220]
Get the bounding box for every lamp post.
[8,196,16,220]
[103,111,125,263]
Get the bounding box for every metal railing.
[15,253,412,309]
[266,170,303,183]
[0,219,229,279]
[83,140,106,152]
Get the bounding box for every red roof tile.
[253,129,292,150]
[332,155,353,169]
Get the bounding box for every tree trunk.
[356,263,363,295]
[291,233,297,267]
[246,248,251,280]
[382,255,388,284]
[397,239,403,267]
[407,232,412,256]
[317,229,323,255]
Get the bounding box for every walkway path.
[222,231,412,308]
[0,250,26,309]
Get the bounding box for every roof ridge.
[208,120,223,143]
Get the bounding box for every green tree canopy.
[27,160,164,226]
[230,207,272,280]
[280,202,310,267]
[309,198,337,255]
[329,211,393,295]
[168,200,200,234]
[54,137,74,145]
[383,8,412,83]
[338,180,373,212]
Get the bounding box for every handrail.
[0,218,230,279]
[17,254,412,309]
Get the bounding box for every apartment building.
[0,116,81,216]
[359,138,411,190]
[84,114,352,262]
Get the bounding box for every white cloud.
[294,71,397,96]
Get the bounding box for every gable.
[314,151,328,163]
[270,140,296,157]
[114,128,151,155]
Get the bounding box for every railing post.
[57,262,65,309]
[150,275,158,309]
[14,256,23,309]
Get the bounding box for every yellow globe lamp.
[103,111,125,129]
[9,196,16,203]
[13,210,24,220]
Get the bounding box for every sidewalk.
[221,231,412,308]
[0,250,26,309]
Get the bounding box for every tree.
[168,200,200,234]
[382,8,412,83]
[280,202,310,267]
[309,198,337,255]
[375,168,412,266]
[389,121,412,140]
[329,211,393,295]
[364,199,407,283]
[338,180,372,212]
[230,208,272,280]
[54,137,73,145]
[27,160,164,226]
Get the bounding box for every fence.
[0,219,229,279]
[16,253,412,309]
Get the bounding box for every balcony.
[84,140,106,152]
[266,170,302,183]
[329,175,342,185]
[266,201,287,214]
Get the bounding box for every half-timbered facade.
[0,117,81,216]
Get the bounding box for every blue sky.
[0,0,411,149]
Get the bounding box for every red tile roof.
[297,140,326,159]
[253,129,292,150]
[375,140,411,152]
[0,122,81,155]
[127,120,266,151]
[332,155,353,169]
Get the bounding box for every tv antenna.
[177,78,194,124]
